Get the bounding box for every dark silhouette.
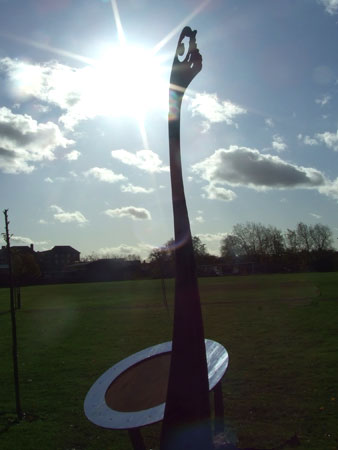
[3,209,23,420]
[220,221,336,273]
[160,27,214,450]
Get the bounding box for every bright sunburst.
[89,44,168,118]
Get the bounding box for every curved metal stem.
[160,31,213,449]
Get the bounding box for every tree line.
[220,222,336,273]
[148,222,337,276]
[2,222,336,287]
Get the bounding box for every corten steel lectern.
[84,27,228,450]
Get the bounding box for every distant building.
[0,247,6,265]
[0,243,35,259]
[0,244,38,286]
[64,257,142,282]
[0,262,9,285]
[37,246,80,273]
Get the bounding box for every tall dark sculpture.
[160,27,214,450]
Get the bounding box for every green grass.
[0,273,337,450]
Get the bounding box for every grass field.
[0,273,337,450]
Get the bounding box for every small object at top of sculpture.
[170,26,202,95]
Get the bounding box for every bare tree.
[309,223,333,252]
[220,234,244,261]
[264,225,285,257]
[286,222,333,253]
[296,222,313,252]
[148,239,175,278]
[230,222,284,258]
[285,228,299,253]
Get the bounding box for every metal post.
[213,381,225,436]
[17,286,21,309]
[128,428,146,450]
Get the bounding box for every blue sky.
[1,0,338,259]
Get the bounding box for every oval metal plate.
[84,339,228,430]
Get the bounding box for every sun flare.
[89,45,168,118]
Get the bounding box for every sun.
[88,44,168,119]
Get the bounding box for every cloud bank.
[0,55,166,129]
[192,146,325,190]
[192,145,338,202]
[0,107,73,173]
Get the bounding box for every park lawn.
[0,273,337,450]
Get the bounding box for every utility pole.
[3,209,23,420]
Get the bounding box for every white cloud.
[196,232,227,256]
[0,55,166,129]
[65,150,81,161]
[0,107,73,174]
[193,147,338,203]
[192,210,205,223]
[318,0,338,14]
[202,184,237,202]
[194,215,205,224]
[197,232,227,242]
[304,136,318,146]
[44,176,71,183]
[84,167,126,183]
[310,213,321,219]
[111,149,169,173]
[96,243,154,259]
[191,146,338,201]
[318,178,338,200]
[188,92,247,132]
[121,183,154,194]
[0,58,89,129]
[316,130,338,151]
[298,134,318,146]
[33,103,50,113]
[265,118,274,127]
[272,134,287,152]
[315,94,331,106]
[50,205,88,224]
[104,206,151,220]
[192,146,325,190]
[11,235,48,247]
